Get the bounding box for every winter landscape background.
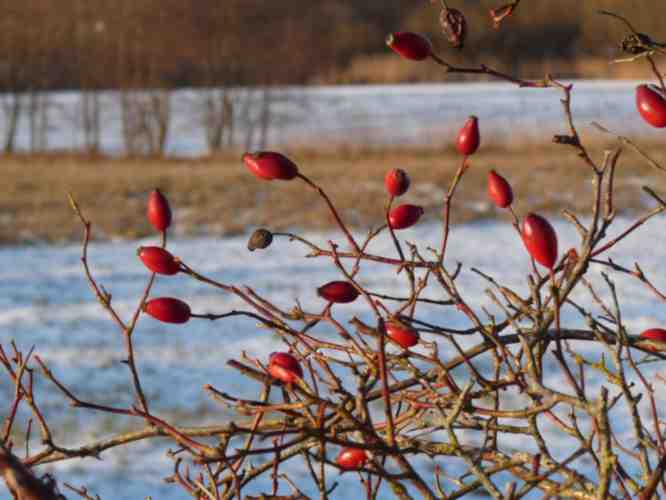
[2,79,666,497]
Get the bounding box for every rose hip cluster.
[386,19,666,343]
[18,13,666,498]
[241,120,561,284]
[128,30,666,490]
[140,189,373,470]
[139,101,651,479]
[382,27,666,276]
[239,119,564,327]
[140,191,191,323]
[140,180,428,406]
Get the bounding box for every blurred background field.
[1,79,665,245]
[1,0,665,158]
[2,137,666,245]
[0,2,664,245]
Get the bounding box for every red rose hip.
[138,246,180,275]
[456,116,480,156]
[267,352,303,384]
[384,168,410,197]
[147,189,172,232]
[640,328,666,343]
[487,169,513,208]
[636,84,666,128]
[337,448,368,470]
[522,213,558,269]
[144,297,191,324]
[242,151,299,181]
[389,204,424,230]
[385,32,432,61]
[386,322,419,348]
[317,281,359,304]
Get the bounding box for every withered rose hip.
[147,189,172,232]
[138,246,180,275]
[248,228,273,251]
[267,352,303,384]
[144,297,191,324]
[440,7,467,49]
[317,281,359,304]
[243,151,299,181]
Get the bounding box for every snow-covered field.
[0,80,659,155]
[2,214,666,498]
[1,78,665,497]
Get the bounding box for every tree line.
[1,0,664,92]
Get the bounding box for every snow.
[2,214,666,498]
[0,80,658,155]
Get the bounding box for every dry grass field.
[1,142,665,245]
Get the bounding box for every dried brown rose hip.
[147,189,172,232]
[137,246,180,275]
[456,116,480,156]
[384,168,410,197]
[440,7,467,49]
[267,352,303,384]
[243,151,299,181]
[336,448,368,470]
[317,281,359,304]
[144,297,191,324]
[621,33,655,56]
[489,4,515,29]
[386,32,432,61]
[388,204,424,230]
[487,170,513,208]
[522,213,558,269]
[247,228,273,251]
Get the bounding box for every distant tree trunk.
[203,89,235,153]
[28,92,49,152]
[120,90,170,156]
[147,90,170,155]
[223,92,235,148]
[203,90,222,152]
[75,0,102,155]
[120,90,140,155]
[239,88,277,151]
[81,91,101,154]
[258,87,272,150]
[241,89,258,151]
[2,94,22,154]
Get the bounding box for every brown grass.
[2,143,665,245]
